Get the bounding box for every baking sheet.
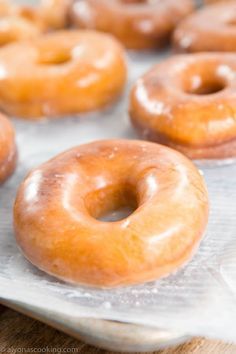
[1,2,236,343]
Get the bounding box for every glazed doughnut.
[40,0,72,29]
[0,30,127,119]
[14,140,209,288]
[0,113,17,184]
[70,0,194,50]
[173,1,236,52]
[130,53,236,160]
[0,16,42,46]
[0,3,43,46]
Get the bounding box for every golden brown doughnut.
[14,140,209,288]
[0,17,41,47]
[173,1,236,52]
[0,30,127,119]
[0,113,17,183]
[70,0,194,50]
[130,53,236,160]
[40,0,72,29]
[0,3,43,46]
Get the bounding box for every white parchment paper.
[1,1,236,343]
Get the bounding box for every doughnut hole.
[84,183,138,222]
[37,48,71,65]
[186,76,226,95]
[181,64,227,95]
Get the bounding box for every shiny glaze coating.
[173,1,236,52]
[70,0,194,50]
[0,30,127,119]
[40,0,72,29]
[0,113,17,183]
[0,2,43,46]
[14,140,209,288]
[130,53,236,160]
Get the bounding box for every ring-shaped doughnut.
[14,140,209,288]
[0,1,43,46]
[71,0,194,50]
[130,53,236,160]
[0,30,127,119]
[173,1,236,52]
